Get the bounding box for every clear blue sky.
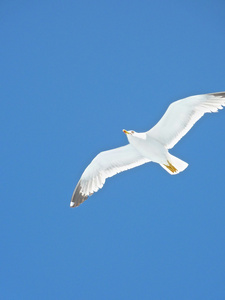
[1,1,225,299]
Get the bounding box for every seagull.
[70,92,225,208]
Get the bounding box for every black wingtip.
[209,92,225,98]
[70,180,88,208]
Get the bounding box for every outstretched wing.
[147,92,225,149]
[70,144,150,207]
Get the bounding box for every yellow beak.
[123,129,130,134]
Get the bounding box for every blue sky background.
[1,1,225,299]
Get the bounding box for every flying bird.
[70,92,225,207]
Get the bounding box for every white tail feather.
[160,154,188,175]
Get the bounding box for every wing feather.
[147,92,225,149]
[70,144,150,207]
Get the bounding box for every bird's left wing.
[147,92,225,149]
[70,144,150,207]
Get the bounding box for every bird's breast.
[129,136,167,164]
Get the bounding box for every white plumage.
[70,92,225,207]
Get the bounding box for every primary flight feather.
[70,92,225,208]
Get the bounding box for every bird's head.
[123,129,136,141]
[123,129,146,141]
[123,129,135,135]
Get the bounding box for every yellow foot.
[163,160,178,173]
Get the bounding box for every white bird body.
[70,92,225,208]
[127,132,168,164]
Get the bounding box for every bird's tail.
[160,154,188,175]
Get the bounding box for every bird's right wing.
[70,144,150,207]
[147,92,225,149]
